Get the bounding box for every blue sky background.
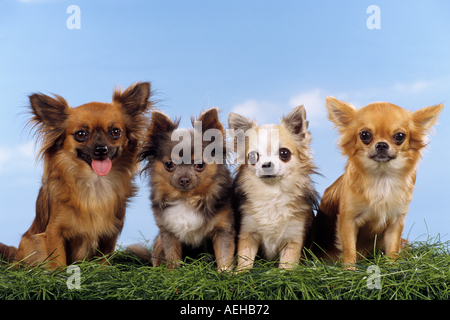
[0,0,449,248]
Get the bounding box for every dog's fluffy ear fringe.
[192,108,224,134]
[113,82,153,118]
[325,96,357,128]
[28,93,71,161]
[137,110,180,165]
[281,105,308,137]
[227,112,257,133]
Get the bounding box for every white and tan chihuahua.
[229,105,319,270]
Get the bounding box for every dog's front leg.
[212,229,236,272]
[279,239,302,270]
[236,232,259,271]
[210,207,236,272]
[97,234,120,265]
[160,231,182,269]
[383,217,405,260]
[338,215,358,269]
[43,230,68,268]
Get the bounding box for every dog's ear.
[28,93,71,160]
[148,111,179,136]
[113,82,152,117]
[409,103,443,150]
[194,108,224,134]
[326,96,357,127]
[228,112,257,132]
[412,103,443,132]
[138,111,180,163]
[281,105,308,137]
[29,93,70,128]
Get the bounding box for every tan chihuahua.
[311,97,443,267]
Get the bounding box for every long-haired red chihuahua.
[0,82,152,268]
[311,97,443,268]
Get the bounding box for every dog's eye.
[279,148,291,162]
[359,131,373,144]
[164,160,176,172]
[74,130,89,142]
[194,163,206,172]
[248,151,259,165]
[393,132,406,145]
[109,128,122,139]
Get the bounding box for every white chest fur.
[353,172,412,231]
[241,181,307,260]
[160,201,209,247]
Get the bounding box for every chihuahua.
[0,82,152,268]
[127,108,235,271]
[229,105,319,270]
[311,97,443,267]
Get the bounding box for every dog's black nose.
[375,142,389,151]
[94,145,108,155]
[262,162,274,169]
[179,177,191,187]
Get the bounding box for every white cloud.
[342,79,442,108]
[289,88,327,127]
[231,88,329,128]
[231,99,260,119]
[0,142,37,174]
[392,80,430,95]
[231,99,282,125]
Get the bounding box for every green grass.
[1,237,449,300]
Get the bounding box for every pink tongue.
[91,159,112,176]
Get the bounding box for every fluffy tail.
[0,243,18,262]
[125,244,153,263]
